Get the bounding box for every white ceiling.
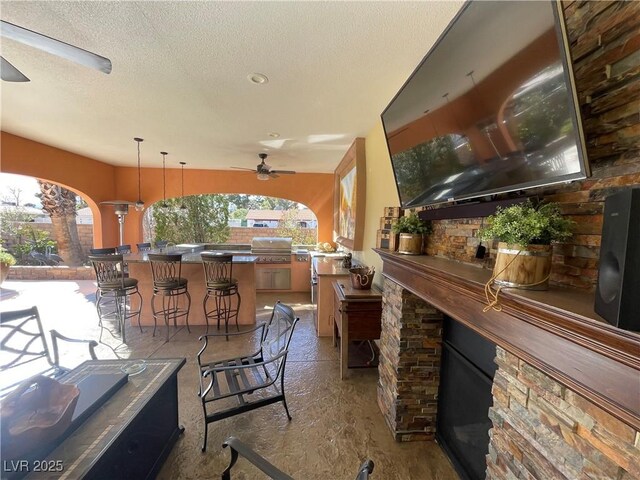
[0,1,462,173]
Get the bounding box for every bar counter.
[126,249,257,327]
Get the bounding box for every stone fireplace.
[375,254,640,479]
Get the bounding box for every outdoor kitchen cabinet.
[312,256,349,337]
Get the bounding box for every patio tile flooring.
[0,281,458,479]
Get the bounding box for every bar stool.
[116,244,132,254]
[148,254,191,341]
[90,247,116,255]
[88,254,142,344]
[201,253,241,339]
[155,240,169,250]
[137,242,152,253]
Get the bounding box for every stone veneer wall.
[377,277,443,441]
[7,265,94,280]
[418,1,640,291]
[488,346,640,479]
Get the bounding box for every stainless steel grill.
[251,237,293,264]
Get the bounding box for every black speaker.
[594,188,640,331]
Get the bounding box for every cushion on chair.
[154,277,188,290]
[206,278,238,290]
[99,277,138,290]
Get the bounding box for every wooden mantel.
[375,249,640,430]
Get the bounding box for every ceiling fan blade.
[230,167,257,172]
[0,56,30,82]
[270,170,296,175]
[1,20,112,74]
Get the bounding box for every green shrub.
[391,212,432,235]
[478,201,573,246]
[0,246,16,266]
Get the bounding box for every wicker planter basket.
[493,242,552,290]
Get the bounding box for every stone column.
[377,277,444,441]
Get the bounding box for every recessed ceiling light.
[248,73,269,84]
[268,132,280,138]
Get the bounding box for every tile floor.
[0,281,458,479]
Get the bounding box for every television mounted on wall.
[381,0,589,209]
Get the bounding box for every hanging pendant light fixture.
[179,162,188,212]
[134,137,144,211]
[160,151,168,208]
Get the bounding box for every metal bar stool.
[89,247,116,255]
[88,254,142,344]
[137,242,152,252]
[148,253,191,341]
[201,253,241,340]
[116,244,132,254]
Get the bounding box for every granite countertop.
[125,250,257,264]
[313,256,353,276]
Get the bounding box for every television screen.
[381,1,589,209]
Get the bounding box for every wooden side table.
[332,281,382,380]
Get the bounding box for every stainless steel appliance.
[251,237,293,290]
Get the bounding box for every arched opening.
[0,172,99,266]
[141,193,318,247]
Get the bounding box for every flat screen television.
[381,1,589,209]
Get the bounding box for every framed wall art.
[334,138,366,250]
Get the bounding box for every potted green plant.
[479,201,573,290]
[392,212,432,255]
[0,245,16,285]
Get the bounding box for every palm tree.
[37,181,84,266]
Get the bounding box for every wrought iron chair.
[155,240,169,250]
[89,247,116,255]
[137,242,152,252]
[221,436,374,480]
[115,244,132,254]
[201,253,241,339]
[197,301,299,452]
[88,254,142,344]
[0,306,98,397]
[148,253,191,341]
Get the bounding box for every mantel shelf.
[374,249,640,430]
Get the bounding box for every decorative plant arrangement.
[478,200,573,310]
[392,212,432,255]
[0,245,16,285]
[478,201,573,247]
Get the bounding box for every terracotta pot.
[493,242,552,290]
[397,233,423,255]
[0,262,11,285]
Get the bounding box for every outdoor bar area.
[1,2,638,480]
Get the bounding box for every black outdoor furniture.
[221,436,374,480]
[0,306,98,397]
[148,253,191,340]
[115,244,132,254]
[88,254,142,344]
[197,301,299,452]
[201,253,241,338]
[89,247,116,255]
[137,242,152,252]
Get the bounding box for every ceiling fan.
[231,153,296,181]
[0,20,112,82]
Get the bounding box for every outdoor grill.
[251,237,293,264]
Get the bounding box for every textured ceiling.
[0,1,462,173]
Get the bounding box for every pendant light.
[179,161,187,211]
[134,137,144,211]
[160,151,168,208]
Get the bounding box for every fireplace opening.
[436,316,497,480]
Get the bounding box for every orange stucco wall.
[1,132,335,247]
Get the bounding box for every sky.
[0,173,42,207]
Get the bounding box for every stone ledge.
[6,265,95,281]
